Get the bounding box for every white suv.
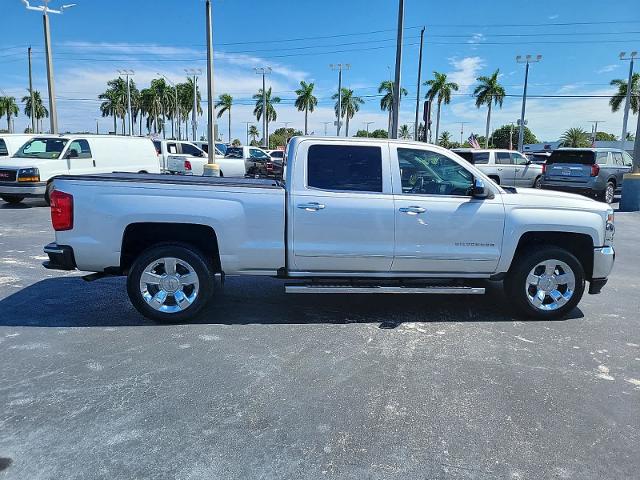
[452,149,543,188]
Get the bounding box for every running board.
[285,285,485,295]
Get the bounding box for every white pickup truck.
[43,137,615,323]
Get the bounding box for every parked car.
[43,136,614,323]
[153,140,206,174]
[452,148,543,188]
[0,134,35,158]
[540,148,632,204]
[224,145,282,178]
[0,135,160,205]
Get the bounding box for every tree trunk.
[435,100,442,143]
[8,115,12,133]
[162,109,166,139]
[484,102,492,148]
[304,108,308,135]
[387,108,392,137]
[228,108,231,144]
[113,115,117,135]
[345,115,350,137]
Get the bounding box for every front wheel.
[505,246,585,320]
[1,195,25,205]
[126,244,215,323]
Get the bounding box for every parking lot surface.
[1,199,639,479]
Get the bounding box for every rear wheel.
[126,244,214,323]
[505,246,585,320]
[603,181,615,204]
[533,176,542,189]
[1,195,25,205]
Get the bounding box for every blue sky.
[1,0,639,142]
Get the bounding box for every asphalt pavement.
[0,198,639,479]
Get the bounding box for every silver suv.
[452,149,543,188]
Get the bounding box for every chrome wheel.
[524,259,576,311]
[605,183,614,204]
[139,257,199,313]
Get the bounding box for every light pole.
[459,122,470,145]
[363,121,374,137]
[322,121,331,136]
[185,68,202,141]
[516,54,542,152]
[28,46,36,133]
[619,51,637,145]
[254,67,272,147]
[118,70,134,136]
[390,0,404,140]
[205,0,216,166]
[588,120,606,145]
[330,64,350,136]
[23,0,76,134]
[95,118,99,135]
[414,26,425,141]
[157,73,179,140]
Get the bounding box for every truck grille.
[0,169,17,182]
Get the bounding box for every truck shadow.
[0,275,583,328]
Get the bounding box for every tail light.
[50,190,73,231]
[266,162,274,172]
[541,163,546,174]
[184,160,192,171]
[590,163,600,177]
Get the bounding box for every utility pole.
[588,120,606,145]
[118,70,134,136]
[330,64,350,136]
[27,46,36,133]
[23,1,76,134]
[95,118,99,135]
[322,121,331,136]
[390,0,405,140]
[363,121,374,137]
[241,122,253,146]
[158,73,179,140]
[619,51,637,145]
[516,54,542,152]
[414,27,425,141]
[185,68,202,141]
[205,0,216,165]
[254,67,272,147]
[459,122,470,144]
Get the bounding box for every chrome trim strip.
[285,285,485,294]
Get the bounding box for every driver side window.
[398,148,473,196]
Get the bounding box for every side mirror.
[66,149,79,159]
[472,178,491,199]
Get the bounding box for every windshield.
[548,150,595,165]
[14,138,68,159]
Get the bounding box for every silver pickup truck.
[43,137,615,323]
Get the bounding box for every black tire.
[533,176,542,189]
[488,176,500,185]
[603,181,615,204]
[1,195,25,205]
[126,243,215,323]
[505,246,585,320]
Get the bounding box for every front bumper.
[589,246,615,294]
[43,242,77,271]
[0,181,46,197]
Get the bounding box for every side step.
[285,285,485,295]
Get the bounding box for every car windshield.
[14,138,68,159]
[225,147,244,158]
[548,150,595,165]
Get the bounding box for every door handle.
[399,206,426,215]
[497,168,503,171]
[297,202,325,211]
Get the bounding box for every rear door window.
[68,140,92,158]
[167,143,178,154]
[612,152,624,166]
[0,139,8,156]
[495,152,512,165]
[548,150,595,165]
[510,152,529,165]
[307,144,382,193]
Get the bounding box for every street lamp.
[330,64,350,136]
[363,121,374,137]
[619,51,638,145]
[118,69,135,136]
[22,0,77,134]
[254,67,272,147]
[516,54,542,152]
[185,68,202,141]
[157,73,179,140]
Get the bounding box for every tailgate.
[167,155,189,174]
[545,151,595,185]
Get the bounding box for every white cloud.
[548,14,559,20]
[597,64,619,74]
[467,33,486,45]
[447,56,485,94]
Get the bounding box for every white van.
[0,135,160,204]
[0,134,36,158]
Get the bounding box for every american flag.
[468,134,481,149]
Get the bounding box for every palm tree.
[609,73,640,115]
[177,79,201,140]
[378,80,408,136]
[253,87,281,144]
[438,131,453,148]
[248,125,259,144]
[561,127,590,147]
[424,72,459,143]
[21,90,48,133]
[215,93,233,144]
[294,81,318,135]
[0,96,19,133]
[473,69,506,148]
[399,124,411,139]
[99,78,128,134]
[332,88,364,136]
